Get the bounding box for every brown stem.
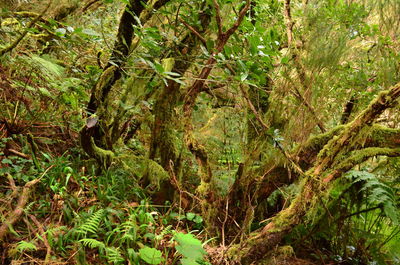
[29,214,52,262]
[179,18,207,46]
[284,0,294,46]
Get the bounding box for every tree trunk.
[80,0,169,166]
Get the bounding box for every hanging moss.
[90,137,115,168]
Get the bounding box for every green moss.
[300,125,344,153]
[91,137,115,168]
[196,181,211,195]
[95,65,117,102]
[119,154,169,190]
[162,58,175,72]
[370,125,400,147]
[336,147,400,171]
[145,159,169,189]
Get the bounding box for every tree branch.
[179,18,206,46]
[213,0,223,37]
[0,0,52,57]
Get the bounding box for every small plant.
[174,232,207,265]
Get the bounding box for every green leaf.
[383,201,398,225]
[16,241,37,252]
[186,212,196,221]
[280,56,290,64]
[240,72,249,82]
[139,247,163,265]
[153,63,164,74]
[193,215,203,224]
[2,158,13,164]
[38,87,53,98]
[181,257,201,265]
[174,233,205,260]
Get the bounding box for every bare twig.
[0,179,40,241]
[7,148,30,159]
[282,0,326,133]
[213,0,223,36]
[239,85,305,177]
[6,173,18,199]
[289,80,326,132]
[179,18,207,46]
[284,0,294,46]
[29,214,52,263]
[224,0,250,37]
[221,198,229,247]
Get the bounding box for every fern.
[346,170,399,224]
[77,209,105,235]
[16,240,37,252]
[105,247,125,264]
[79,238,105,249]
[120,215,138,244]
[30,55,64,79]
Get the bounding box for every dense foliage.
[0,0,399,264]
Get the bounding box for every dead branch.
[7,148,30,159]
[0,178,40,241]
[181,0,251,200]
[235,82,400,264]
[6,173,18,199]
[0,166,52,242]
[29,214,52,263]
[284,0,294,46]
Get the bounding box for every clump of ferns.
[73,209,125,264]
[105,204,159,249]
[344,170,399,225]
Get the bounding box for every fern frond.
[79,238,105,249]
[105,247,124,264]
[16,240,37,252]
[346,170,399,224]
[77,209,105,235]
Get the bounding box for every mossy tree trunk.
[80,0,169,166]
[147,5,211,203]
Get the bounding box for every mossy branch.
[0,1,51,57]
